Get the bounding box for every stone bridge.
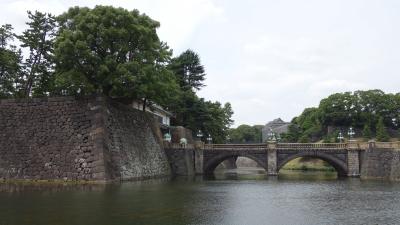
[164,142,369,177]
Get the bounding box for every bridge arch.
[204,152,267,174]
[277,151,348,176]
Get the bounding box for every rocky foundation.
[0,96,170,182]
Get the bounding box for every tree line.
[0,6,233,143]
[283,90,398,142]
[228,90,398,143]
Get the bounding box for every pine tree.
[18,11,57,97]
[169,49,206,91]
[376,117,390,142]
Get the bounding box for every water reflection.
[0,181,107,194]
[1,170,400,225]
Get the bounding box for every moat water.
[1,169,400,225]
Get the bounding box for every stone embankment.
[0,96,170,182]
[361,142,400,181]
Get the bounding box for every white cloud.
[0,0,224,52]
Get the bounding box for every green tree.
[281,123,301,142]
[299,135,309,143]
[18,11,57,97]
[170,91,233,144]
[290,107,323,142]
[228,124,262,143]
[318,92,355,127]
[54,6,177,108]
[362,123,372,140]
[169,49,206,91]
[0,24,22,98]
[289,90,400,142]
[202,101,233,143]
[376,117,390,142]
[166,48,233,143]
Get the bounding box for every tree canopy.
[228,125,263,143]
[0,24,21,98]
[285,90,400,142]
[168,49,206,91]
[19,11,56,97]
[54,6,177,107]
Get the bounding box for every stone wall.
[0,96,170,182]
[103,100,170,180]
[361,147,400,181]
[164,148,195,176]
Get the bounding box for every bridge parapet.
[373,141,400,149]
[276,143,348,150]
[163,142,195,149]
[164,142,370,150]
[204,144,266,150]
[163,141,400,152]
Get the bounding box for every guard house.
[131,100,173,131]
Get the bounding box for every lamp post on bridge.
[348,127,355,142]
[347,127,359,149]
[206,134,213,144]
[163,133,171,142]
[337,131,344,143]
[196,130,203,141]
[195,130,205,149]
[268,128,277,143]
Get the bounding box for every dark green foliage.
[362,123,372,140]
[228,124,262,143]
[54,5,178,108]
[281,124,301,142]
[168,49,232,143]
[169,49,206,91]
[285,90,400,142]
[323,135,332,143]
[18,11,57,97]
[299,135,309,143]
[285,107,323,142]
[376,117,390,142]
[170,90,233,144]
[202,101,233,143]
[0,24,22,98]
[319,90,400,130]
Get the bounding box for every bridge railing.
[164,143,195,149]
[276,143,347,150]
[375,141,400,149]
[204,143,267,150]
[164,142,400,150]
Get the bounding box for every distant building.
[261,118,291,142]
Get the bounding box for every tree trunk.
[142,98,147,112]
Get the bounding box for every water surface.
[1,170,399,225]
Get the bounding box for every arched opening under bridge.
[277,152,348,179]
[204,153,267,179]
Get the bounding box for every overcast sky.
[2,0,400,127]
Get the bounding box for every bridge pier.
[267,146,278,176]
[347,143,361,177]
[194,148,204,175]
